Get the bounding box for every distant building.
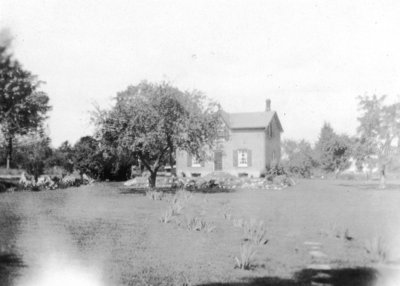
[176,99,283,177]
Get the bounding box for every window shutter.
[187,153,192,167]
[233,150,238,167]
[247,149,252,167]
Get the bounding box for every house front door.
[214,151,223,171]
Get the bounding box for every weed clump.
[146,190,164,201]
[159,208,174,223]
[235,242,257,270]
[365,236,388,263]
[159,192,187,223]
[243,220,269,246]
[185,216,216,233]
[233,219,269,270]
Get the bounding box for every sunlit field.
[1,179,400,286]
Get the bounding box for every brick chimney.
[265,99,271,112]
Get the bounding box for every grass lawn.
[1,179,400,285]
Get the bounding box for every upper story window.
[267,124,272,138]
[238,150,248,167]
[217,130,229,141]
[217,121,229,141]
[191,156,202,167]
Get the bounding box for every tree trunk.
[138,158,143,176]
[148,171,157,188]
[6,137,12,169]
[169,147,175,176]
[379,164,386,189]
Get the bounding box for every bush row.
[0,172,95,192]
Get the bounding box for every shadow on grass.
[119,187,175,195]
[337,182,400,191]
[186,187,235,194]
[120,187,235,195]
[0,180,20,193]
[0,252,26,286]
[198,267,378,286]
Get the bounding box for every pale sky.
[1,0,399,147]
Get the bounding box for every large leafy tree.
[94,81,220,187]
[71,134,137,181]
[0,29,51,168]
[73,136,106,179]
[13,133,53,181]
[356,95,400,188]
[315,122,352,175]
[45,141,75,174]
[282,139,317,178]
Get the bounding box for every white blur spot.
[17,256,103,286]
[375,265,400,286]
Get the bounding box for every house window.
[267,125,272,138]
[217,121,229,140]
[238,150,248,167]
[191,157,202,167]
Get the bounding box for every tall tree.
[315,122,352,175]
[45,141,75,173]
[94,81,220,187]
[282,139,316,177]
[356,95,400,188]
[12,132,52,181]
[0,29,51,168]
[73,136,106,179]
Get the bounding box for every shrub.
[159,195,184,224]
[45,141,74,173]
[365,237,388,262]
[0,182,6,193]
[185,216,216,232]
[12,136,53,181]
[223,207,233,220]
[243,220,269,245]
[199,179,220,189]
[159,208,174,223]
[146,190,164,200]
[184,179,198,191]
[59,173,82,188]
[44,166,69,178]
[234,242,257,270]
[272,175,295,187]
[159,195,187,223]
[72,136,105,180]
[169,195,184,215]
[36,175,58,190]
[281,139,318,178]
[170,177,185,188]
[262,164,287,181]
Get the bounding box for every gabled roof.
[220,110,283,132]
